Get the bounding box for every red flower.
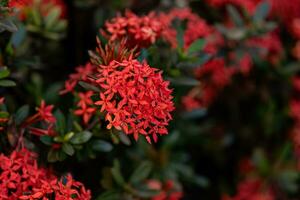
[60,63,96,95]
[0,148,91,200]
[103,11,162,48]
[147,179,183,200]
[206,0,261,14]
[94,56,174,143]
[222,179,274,200]
[37,100,56,123]
[74,91,96,125]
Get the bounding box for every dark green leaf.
[15,105,29,125]
[187,39,206,55]
[47,149,59,162]
[70,131,92,144]
[129,161,152,184]
[92,140,113,152]
[111,159,126,186]
[54,109,66,134]
[96,191,121,200]
[253,0,270,22]
[227,5,244,27]
[11,24,26,47]
[40,135,53,145]
[0,111,9,118]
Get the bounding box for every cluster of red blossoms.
[94,55,174,144]
[103,11,162,48]
[147,179,183,200]
[8,0,66,20]
[158,8,221,52]
[222,179,274,200]
[0,148,91,199]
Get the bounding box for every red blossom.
[93,56,174,143]
[0,148,91,200]
[60,63,96,95]
[74,91,96,125]
[37,100,56,123]
[222,179,274,200]
[103,11,162,48]
[147,179,183,200]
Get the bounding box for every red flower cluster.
[0,148,91,200]
[158,8,218,51]
[103,11,162,48]
[222,179,274,200]
[94,56,174,143]
[74,91,96,125]
[147,179,183,200]
[206,0,261,14]
[60,63,96,95]
[9,0,66,20]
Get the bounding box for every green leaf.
[0,67,10,79]
[227,5,244,27]
[111,160,126,186]
[11,24,26,47]
[253,0,270,22]
[0,80,16,87]
[15,105,29,125]
[45,7,61,30]
[70,131,92,144]
[79,81,100,92]
[40,135,53,145]
[176,25,184,49]
[62,143,75,156]
[92,140,113,152]
[129,161,152,184]
[54,109,66,134]
[187,39,206,55]
[117,132,131,146]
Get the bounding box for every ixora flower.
[103,10,162,48]
[0,148,91,199]
[222,179,274,200]
[94,54,174,144]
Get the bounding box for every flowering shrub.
[2,0,300,199]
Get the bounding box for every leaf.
[129,161,152,184]
[40,135,53,146]
[111,159,126,186]
[176,24,184,49]
[92,140,113,152]
[0,80,16,87]
[227,5,244,27]
[45,7,61,30]
[187,39,206,55]
[253,0,270,22]
[168,77,199,86]
[15,105,29,125]
[182,109,207,119]
[70,131,92,144]
[54,109,66,134]
[11,24,26,47]
[79,81,100,92]
[62,143,75,156]
[117,132,131,146]
[0,67,10,79]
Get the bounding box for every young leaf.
[45,7,61,30]
[129,161,152,184]
[70,131,92,144]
